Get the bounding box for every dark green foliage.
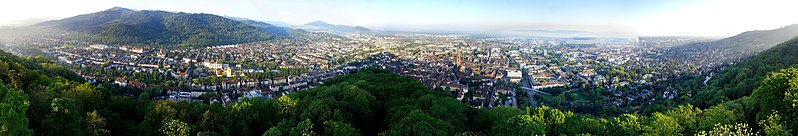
[381,110,450,136]
[491,114,546,136]
[42,98,85,135]
[598,114,646,135]
[323,121,360,136]
[0,83,33,135]
[471,106,521,131]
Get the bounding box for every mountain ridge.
[34,7,272,47]
[295,21,370,34]
[714,24,798,51]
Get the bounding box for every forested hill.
[34,7,272,47]
[694,36,798,107]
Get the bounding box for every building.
[507,69,523,83]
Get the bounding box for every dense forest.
[34,7,272,47]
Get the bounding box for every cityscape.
[1,0,798,136]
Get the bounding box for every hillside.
[714,24,798,51]
[682,36,798,135]
[35,7,272,47]
[694,36,798,107]
[672,24,798,53]
[295,21,370,34]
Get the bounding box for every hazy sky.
[1,0,797,36]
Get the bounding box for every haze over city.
[2,0,798,36]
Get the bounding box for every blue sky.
[2,0,797,36]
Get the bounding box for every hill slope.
[714,24,798,51]
[673,24,798,52]
[665,24,798,69]
[694,36,798,107]
[35,7,272,47]
[295,21,370,34]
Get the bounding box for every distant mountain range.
[225,17,310,38]
[27,7,372,46]
[294,21,370,34]
[35,7,274,47]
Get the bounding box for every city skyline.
[2,0,798,36]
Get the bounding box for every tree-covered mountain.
[295,21,371,34]
[34,7,272,47]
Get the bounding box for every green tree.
[292,119,315,136]
[85,110,109,136]
[42,98,85,136]
[473,106,520,131]
[278,96,297,117]
[263,127,283,136]
[61,82,103,112]
[323,121,360,136]
[752,68,798,121]
[599,114,646,135]
[264,119,297,136]
[161,118,190,136]
[491,114,546,136]
[0,83,32,136]
[229,101,257,135]
[699,107,737,131]
[382,110,450,136]
[759,112,790,136]
[696,123,756,136]
[138,100,178,135]
[665,104,702,135]
[646,112,681,135]
[528,106,573,135]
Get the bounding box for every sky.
[1,0,797,36]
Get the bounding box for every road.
[521,67,538,108]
